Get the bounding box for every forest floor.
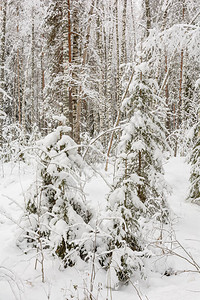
[0,157,200,300]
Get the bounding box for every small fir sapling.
[18,116,93,267]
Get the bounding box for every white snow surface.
[0,157,200,299]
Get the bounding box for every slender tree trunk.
[40,46,45,134]
[77,0,94,142]
[121,0,127,64]
[71,3,80,144]
[17,6,21,124]
[138,150,144,202]
[95,0,104,136]
[178,1,186,128]
[178,49,184,128]
[0,0,6,146]
[31,9,35,127]
[21,58,29,131]
[13,60,17,124]
[115,0,120,109]
[103,24,108,140]
[175,1,186,156]
[62,1,70,131]
[144,0,151,37]
[107,22,114,127]
[165,53,170,132]
[67,0,73,136]
[131,0,136,61]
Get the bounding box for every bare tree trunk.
[175,1,186,156]
[100,25,107,145]
[67,0,73,136]
[95,0,105,136]
[0,0,6,146]
[144,0,151,37]
[76,0,94,143]
[40,45,45,134]
[165,53,170,132]
[13,60,17,124]
[21,57,29,131]
[62,0,70,132]
[115,0,120,109]
[16,6,21,124]
[71,2,80,144]
[178,49,184,127]
[31,8,35,127]
[131,0,136,61]
[178,1,186,128]
[107,21,114,127]
[121,0,127,64]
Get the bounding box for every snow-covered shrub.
[98,204,145,286]
[1,122,40,163]
[99,63,170,284]
[18,118,93,267]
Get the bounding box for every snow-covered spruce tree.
[101,62,170,285]
[18,116,93,267]
[188,110,200,204]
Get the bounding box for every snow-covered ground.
[0,157,200,300]
[145,157,200,300]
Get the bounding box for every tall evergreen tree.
[101,62,169,284]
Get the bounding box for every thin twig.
[105,69,135,171]
[129,280,144,300]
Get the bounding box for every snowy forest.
[0,0,200,299]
